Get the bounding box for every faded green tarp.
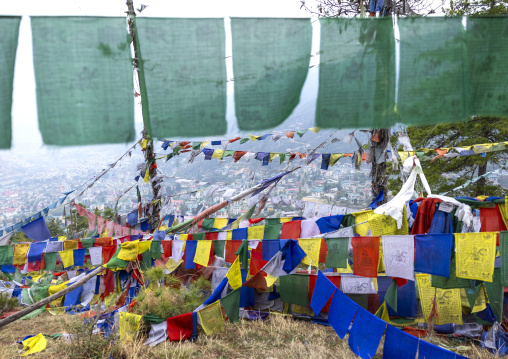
[0,17,20,149]
[316,18,395,129]
[136,18,227,137]
[31,17,134,146]
[466,17,508,118]
[231,18,311,130]
[398,17,466,125]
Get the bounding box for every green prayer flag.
[385,280,397,313]
[467,17,508,118]
[346,294,369,309]
[317,18,395,129]
[501,231,508,286]
[325,238,349,269]
[136,18,227,137]
[150,240,162,260]
[31,17,135,146]
[236,239,249,271]
[431,254,470,289]
[398,17,466,126]
[231,18,311,130]
[142,313,166,324]
[44,252,57,271]
[264,218,281,226]
[484,268,503,323]
[0,245,14,266]
[240,138,249,144]
[279,153,286,164]
[193,233,205,241]
[80,238,95,249]
[140,250,152,271]
[201,218,215,231]
[297,130,306,137]
[214,240,225,258]
[192,142,201,150]
[220,287,241,323]
[263,224,282,239]
[105,247,129,270]
[21,306,46,320]
[136,186,142,203]
[466,283,483,310]
[0,16,20,149]
[280,274,309,307]
[224,150,235,157]
[341,214,355,228]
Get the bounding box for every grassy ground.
[0,311,498,359]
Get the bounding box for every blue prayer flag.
[127,210,138,226]
[414,234,453,277]
[321,154,331,170]
[282,240,306,274]
[328,290,358,339]
[240,269,255,307]
[428,209,454,234]
[383,325,418,359]
[21,217,51,241]
[63,285,83,307]
[184,240,198,269]
[204,277,228,306]
[310,271,337,315]
[262,239,280,261]
[348,307,386,359]
[73,249,86,267]
[27,242,47,263]
[232,228,248,240]
[316,215,344,234]
[377,277,417,317]
[418,339,456,359]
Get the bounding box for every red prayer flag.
[167,313,194,341]
[225,240,243,264]
[161,241,172,259]
[281,220,301,240]
[319,239,327,263]
[480,206,507,233]
[205,232,218,241]
[233,151,247,162]
[352,236,380,278]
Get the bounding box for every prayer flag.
[13,243,30,266]
[118,240,140,261]
[184,240,198,269]
[348,307,387,359]
[383,325,418,359]
[280,274,309,307]
[221,288,241,323]
[352,236,380,277]
[328,290,359,339]
[198,301,224,335]
[226,257,243,290]
[263,224,281,239]
[414,234,453,277]
[247,225,264,240]
[298,238,321,267]
[455,232,496,282]
[21,333,47,357]
[325,238,349,269]
[382,235,414,281]
[119,312,141,343]
[281,220,301,239]
[21,217,51,242]
[310,271,337,315]
[418,339,456,359]
[166,312,196,342]
[59,250,74,269]
[194,240,212,267]
[0,245,14,266]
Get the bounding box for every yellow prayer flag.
[13,243,30,266]
[141,138,147,149]
[309,127,320,133]
[119,312,142,343]
[247,225,265,240]
[58,250,74,268]
[201,141,210,148]
[48,282,67,306]
[298,238,321,267]
[47,307,66,316]
[144,168,150,183]
[212,149,225,159]
[280,218,291,223]
[455,232,496,282]
[329,153,343,167]
[398,151,416,164]
[213,218,229,229]
[58,236,66,241]
[416,274,463,325]
[21,333,47,356]
[180,234,188,241]
[266,274,277,287]
[64,240,79,251]
[194,240,212,267]
[471,284,487,313]
[269,153,279,162]
[248,135,260,141]
[138,241,151,255]
[118,240,140,261]
[165,258,183,273]
[498,196,508,228]
[226,257,242,290]
[375,302,391,323]
[198,300,224,335]
[352,210,372,236]
[226,230,233,240]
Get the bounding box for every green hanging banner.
[316,17,395,129]
[0,16,21,149]
[136,18,227,137]
[31,17,135,146]
[231,18,311,130]
[398,17,466,126]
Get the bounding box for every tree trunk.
[476,162,488,196]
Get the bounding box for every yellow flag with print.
[455,232,496,282]
[198,300,225,335]
[212,149,224,159]
[194,240,212,267]
[138,240,151,255]
[118,240,140,261]
[59,250,74,268]
[13,243,30,266]
[247,225,265,240]
[48,282,67,306]
[226,257,242,290]
[213,218,229,230]
[298,238,321,266]
[119,312,142,343]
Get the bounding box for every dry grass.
[0,311,501,359]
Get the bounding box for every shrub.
[0,292,18,313]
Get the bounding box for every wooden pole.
[0,265,104,329]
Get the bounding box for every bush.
[0,292,18,313]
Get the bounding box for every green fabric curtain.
[31,17,134,146]
[0,17,20,149]
[398,17,466,126]
[466,17,508,118]
[316,18,395,129]
[231,18,311,130]
[136,18,227,137]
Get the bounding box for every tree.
[445,0,508,14]
[389,117,508,197]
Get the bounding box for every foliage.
[0,292,19,313]
[388,117,508,197]
[445,0,508,14]
[134,276,208,319]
